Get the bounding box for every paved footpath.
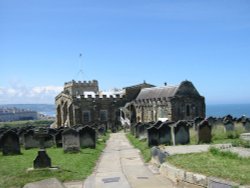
[83,133,176,188]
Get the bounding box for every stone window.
[100,110,108,121]
[83,111,91,122]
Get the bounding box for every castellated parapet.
[64,80,99,96]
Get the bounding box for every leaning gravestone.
[173,121,190,145]
[78,126,96,149]
[197,120,212,143]
[62,128,80,153]
[1,130,21,155]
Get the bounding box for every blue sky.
[0,0,250,104]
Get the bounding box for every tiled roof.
[136,85,179,100]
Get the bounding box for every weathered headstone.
[223,115,235,131]
[55,129,63,148]
[33,127,51,168]
[130,123,136,136]
[173,121,190,145]
[223,121,235,132]
[206,116,216,127]
[97,124,106,136]
[240,133,250,141]
[0,128,7,151]
[138,123,148,140]
[193,117,204,130]
[243,119,250,132]
[147,125,159,147]
[1,130,21,155]
[197,120,212,143]
[78,126,96,148]
[18,128,27,145]
[158,122,172,145]
[134,122,141,138]
[62,128,80,153]
[44,134,55,148]
[23,129,40,149]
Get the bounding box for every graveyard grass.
[126,133,151,162]
[0,120,54,128]
[167,147,250,185]
[0,134,109,188]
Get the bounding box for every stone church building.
[55,80,205,128]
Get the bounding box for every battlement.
[64,80,98,88]
[64,80,99,96]
[73,94,125,101]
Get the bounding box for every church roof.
[136,85,179,100]
[123,82,155,90]
[136,80,201,100]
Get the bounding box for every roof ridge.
[142,85,179,90]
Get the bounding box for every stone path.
[83,133,176,188]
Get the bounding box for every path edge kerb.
[159,162,250,188]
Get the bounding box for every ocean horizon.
[206,104,250,118]
[1,103,250,119]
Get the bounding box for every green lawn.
[126,133,151,162]
[0,135,109,188]
[167,148,250,185]
[0,120,54,128]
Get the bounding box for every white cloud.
[0,85,63,104]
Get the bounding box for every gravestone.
[223,121,235,131]
[130,123,136,136]
[158,122,172,145]
[0,128,7,151]
[147,126,159,147]
[194,117,204,130]
[197,120,212,143]
[223,115,235,131]
[243,119,250,132]
[62,128,80,153]
[134,123,141,138]
[78,126,96,148]
[33,127,51,168]
[138,123,148,140]
[173,121,190,145]
[1,130,21,155]
[97,124,106,136]
[18,128,28,145]
[55,129,64,147]
[240,133,250,141]
[44,134,55,148]
[23,129,40,149]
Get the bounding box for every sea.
[1,104,250,118]
[206,104,250,118]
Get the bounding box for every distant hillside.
[0,104,55,117]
